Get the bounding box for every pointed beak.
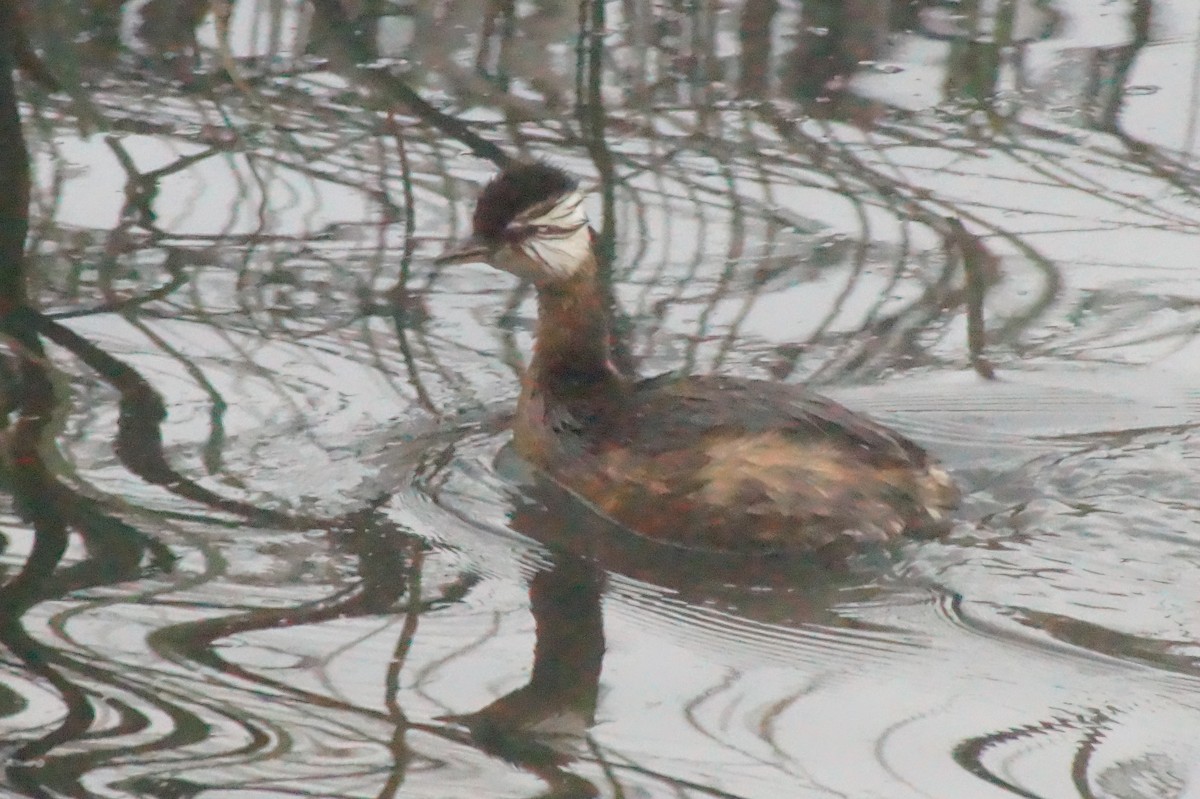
[434,235,491,266]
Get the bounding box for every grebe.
[437,162,958,555]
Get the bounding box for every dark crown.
[472,162,577,241]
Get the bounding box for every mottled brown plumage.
[438,162,958,555]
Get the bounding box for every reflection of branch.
[385,546,425,721]
[123,311,231,475]
[28,309,319,528]
[754,104,1055,372]
[583,749,756,799]
[384,112,437,414]
[0,342,88,764]
[48,247,191,319]
[992,133,1192,228]
[0,24,182,774]
[308,0,510,166]
[1,348,66,615]
[949,217,996,379]
[105,135,223,231]
[0,23,30,310]
[255,151,399,212]
[1114,131,1200,206]
[576,0,635,380]
[703,159,748,371]
[953,708,1110,799]
[1092,0,1151,132]
[786,117,873,355]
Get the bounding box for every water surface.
[2,2,1200,797]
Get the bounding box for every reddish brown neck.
[524,255,624,397]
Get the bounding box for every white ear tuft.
[509,191,593,279]
[524,225,593,279]
[513,190,588,230]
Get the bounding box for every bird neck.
[524,254,623,398]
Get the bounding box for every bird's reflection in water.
[438,439,910,798]
[445,552,605,799]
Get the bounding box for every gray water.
[2,1,1200,797]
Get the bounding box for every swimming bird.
[437,162,958,555]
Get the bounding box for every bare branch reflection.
[0,1,1198,797]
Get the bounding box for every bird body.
[438,162,957,555]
